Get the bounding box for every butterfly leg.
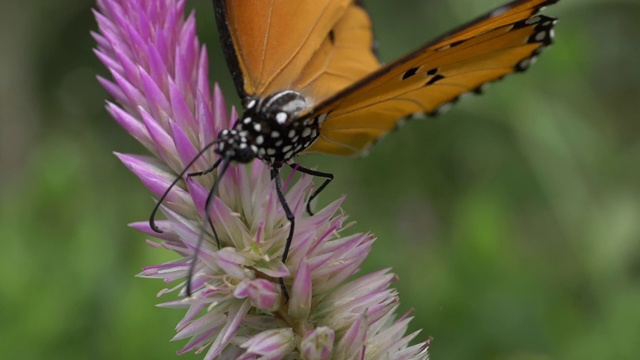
[289,163,334,216]
[186,159,231,296]
[187,158,222,178]
[271,166,294,300]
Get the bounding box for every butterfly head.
[214,128,256,163]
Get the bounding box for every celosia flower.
[93,0,430,358]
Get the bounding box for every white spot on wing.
[490,7,508,17]
[525,16,541,25]
[478,82,491,93]
[434,102,453,115]
[458,92,474,102]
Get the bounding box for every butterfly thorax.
[215,90,322,166]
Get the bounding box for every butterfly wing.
[213,0,379,104]
[301,0,559,156]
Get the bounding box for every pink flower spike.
[93,0,429,358]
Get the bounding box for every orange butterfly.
[151,0,559,295]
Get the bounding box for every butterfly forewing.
[301,0,558,156]
[293,5,380,106]
[214,0,378,105]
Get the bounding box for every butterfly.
[150,0,559,296]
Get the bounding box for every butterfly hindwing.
[302,0,558,156]
[213,0,379,105]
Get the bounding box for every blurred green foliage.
[1,0,639,359]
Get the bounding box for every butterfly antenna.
[186,157,231,297]
[149,139,220,233]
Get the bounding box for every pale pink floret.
[94,0,429,358]
[301,327,335,360]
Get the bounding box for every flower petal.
[234,279,281,312]
[288,258,312,320]
[301,327,335,360]
[238,328,296,359]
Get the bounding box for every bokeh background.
[1,0,639,359]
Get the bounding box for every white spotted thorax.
[215,91,325,165]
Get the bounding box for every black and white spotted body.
[215,90,325,166]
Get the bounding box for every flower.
[93,0,430,358]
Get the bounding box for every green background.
[1,0,639,359]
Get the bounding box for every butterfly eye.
[234,143,256,163]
